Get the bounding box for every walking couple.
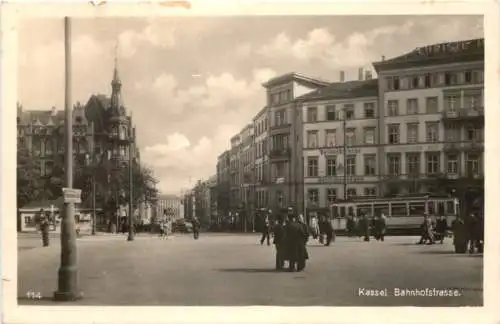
[273,211,309,272]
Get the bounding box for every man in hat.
[260,210,271,246]
[273,215,287,270]
[418,213,435,245]
[39,208,50,247]
[359,212,371,242]
[284,210,308,272]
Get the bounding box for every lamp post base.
[53,290,83,302]
[127,234,135,241]
[53,266,83,301]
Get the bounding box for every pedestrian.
[322,215,335,246]
[378,212,387,242]
[284,210,308,272]
[359,212,370,242]
[435,215,448,244]
[39,209,50,247]
[260,213,271,246]
[466,213,481,254]
[309,214,319,240]
[346,215,355,237]
[273,215,286,270]
[417,214,435,245]
[192,216,200,240]
[159,221,166,239]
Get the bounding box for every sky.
[17,15,483,195]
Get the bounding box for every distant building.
[156,194,183,221]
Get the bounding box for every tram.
[329,194,459,234]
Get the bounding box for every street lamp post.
[54,16,81,301]
[342,107,347,200]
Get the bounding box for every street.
[18,233,482,306]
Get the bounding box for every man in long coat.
[284,213,308,272]
[359,212,371,242]
[273,216,286,270]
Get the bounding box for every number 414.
[26,290,42,300]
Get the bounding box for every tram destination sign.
[62,188,82,204]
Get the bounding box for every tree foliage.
[17,148,45,208]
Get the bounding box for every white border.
[2,1,499,324]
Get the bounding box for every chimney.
[358,67,364,81]
[381,55,386,61]
[339,70,345,82]
[365,70,373,80]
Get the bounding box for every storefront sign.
[63,188,82,204]
[320,147,360,155]
[416,39,483,56]
[385,144,440,153]
[319,176,365,183]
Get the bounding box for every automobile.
[172,219,193,233]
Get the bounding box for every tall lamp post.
[342,106,347,200]
[54,17,81,301]
[127,130,135,241]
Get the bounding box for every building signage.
[62,188,82,204]
[320,147,361,155]
[385,144,440,153]
[416,39,483,56]
[319,176,365,184]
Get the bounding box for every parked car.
[173,219,193,233]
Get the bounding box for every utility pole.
[127,133,134,241]
[90,122,96,236]
[343,107,347,200]
[54,17,81,301]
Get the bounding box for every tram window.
[391,203,407,217]
[446,201,455,215]
[409,202,425,215]
[331,206,338,218]
[374,204,389,217]
[348,206,355,216]
[339,207,346,218]
[437,202,445,214]
[357,205,371,216]
[428,202,436,214]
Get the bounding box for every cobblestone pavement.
[17,233,483,306]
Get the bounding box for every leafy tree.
[17,148,45,208]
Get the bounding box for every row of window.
[385,70,484,91]
[254,118,269,137]
[307,187,377,205]
[306,152,482,177]
[306,124,482,148]
[306,103,376,123]
[386,95,482,117]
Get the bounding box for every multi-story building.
[208,175,218,224]
[262,72,330,213]
[17,63,141,226]
[229,134,242,211]
[252,106,270,210]
[238,124,255,231]
[156,194,183,220]
[372,38,484,196]
[182,189,195,220]
[216,150,230,220]
[297,71,379,216]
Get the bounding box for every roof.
[252,106,268,122]
[262,72,331,89]
[295,79,379,102]
[373,38,484,73]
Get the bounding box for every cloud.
[118,21,177,58]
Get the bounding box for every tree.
[17,148,45,208]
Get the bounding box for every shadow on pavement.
[416,250,462,255]
[217,268,279,273]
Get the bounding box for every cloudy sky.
[18,15,483,194]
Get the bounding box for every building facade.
[297,74,379,216]
[156,194,183,220]
[372,38,484,196]
[252,106,270,210]
[262,73,330,214]
[216,150,230,220]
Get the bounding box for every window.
[326,188,337,203]
[277,190,285,207]
[364,187,376,196]
[466,127,482,141]
[274,109,286,126]
[388,124,400,144]
[472,70,483,84]
[364,103,375,118]
[307,107,318,122]
[445,72,458,86]
[386,77,394,90]
[271,93,280,105]
[426,153,440,174]
[308,189,319,205]
[445,95,458,113]
[307,131,318,148]
[387,100,399,116]
[426,97,438,114]
[346,155,356,176]
[364,155,376,176]
[464,71,472,84]
[406,98,418,115]
[45,162,53,176]
[447,154,459,174]
[344,104,355,120]
[426,123,439,143]
[387,154,401,176]
[410,76,419,89]
[44,140,53,155]
[364,127,375,145]
[346,128,356,146]
[445,124,460,142]
[406,153,420,176]
[325,130,336,147]
[326,157,337,176]
[407,123,419,143]
[326,105,336,121]
[307,157,318,177]
[465,94,481,110]
[393,77,400,90]
[424,74,431,88]
[466,154,480,177]
[347,188,357,199]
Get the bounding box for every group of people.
[345,212,388,242]
[308,214,335,246]
[159,213,201,240]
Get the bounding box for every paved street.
[18,233,482,306]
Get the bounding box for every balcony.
[269,123,291,135]
[443,142,461,152]
[462,141,484,151]
[269,147,291,161]
[442,108,484,122]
